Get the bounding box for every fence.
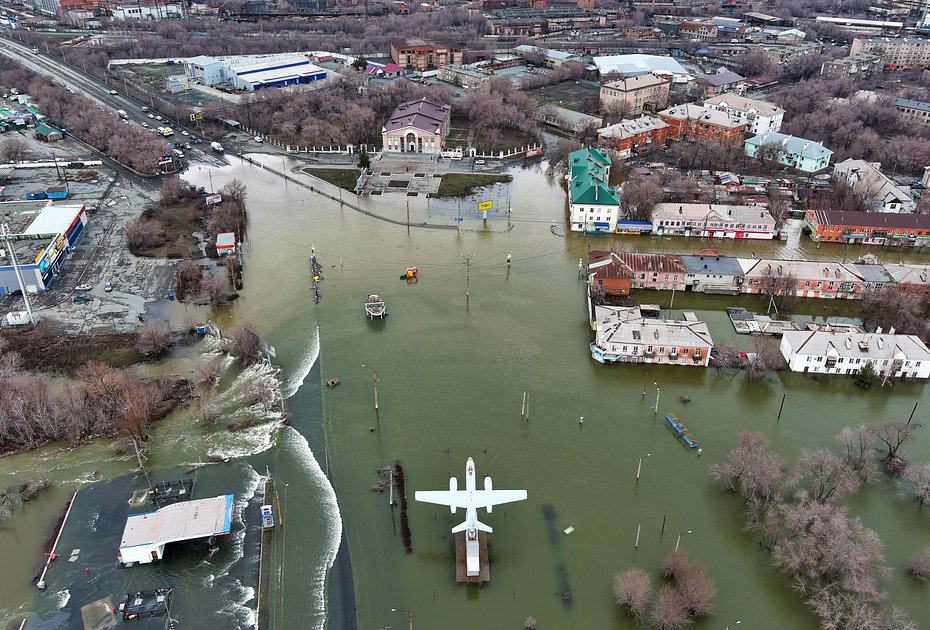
[472,144,543,160]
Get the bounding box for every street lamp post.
[362,364,379,410]
[653,382,660,415]
[675,529,692,552]
[636,453,651,481]
[390,608,413,630]
[726,621,742,630]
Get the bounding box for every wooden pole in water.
[521,390,527,418]
[909,401,919,423]
[777,393,786,421]
[634,523,641,549]
[526,392,530,420]
[661,514,667,535]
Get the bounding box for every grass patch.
[436,173,512,198]
[302,167,359,191]
[0,329,142,373]
[131,199,205,259]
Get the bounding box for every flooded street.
[2,154,930,629]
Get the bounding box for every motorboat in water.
[364,294,387,319]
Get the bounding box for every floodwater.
[2,155,930,630]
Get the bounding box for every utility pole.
[406,200,410,233]
[1,223,37,325]
[462,252,474,300]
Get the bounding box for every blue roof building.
[744,132,833,173]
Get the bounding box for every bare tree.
[906,547,930,581]
[710,342,742,369]
[836,425,879,482]
[767,197,791,231]
[159,178,189,206]
[859,288,929,342]
[874,419,922,475]
[650,586,690,630]
[773,500,889,602]
[612,569,652,620]
[228,323,263,365]
[523,616,537,630]
[137,320,173,357]
[677,560,716,619]
[746,336,787,379]
[192,355,225,386]
[202,274,231,306]
[788,448,860,503]
[710,431,785,503]
[659,549,691,580]
[620,176,663,222]
[905,463,930,507]
[0,136,30,163]
[219,179,248,205]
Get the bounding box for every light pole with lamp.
[675,529,692,552]
[361,364,380,411]
[636,453,651,481]
[726,621,742,630]
[390,608,414,630]
[653,382,660,415]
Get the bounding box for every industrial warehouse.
[183,54,327,91]
[0,200,88,294]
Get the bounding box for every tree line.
[709,424,930,628]
[0,59,168,174]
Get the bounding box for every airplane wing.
[414,490,463,509]
[473,490,527,510]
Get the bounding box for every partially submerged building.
[118,494,235,565]
[567,148,620,233]
[780,331,930,379]
[590,305,713,366]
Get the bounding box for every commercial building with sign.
[0,201,88,294]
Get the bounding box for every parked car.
[148,113,155,119]
[109,89,118,95]
[155,115,163,121]
[75,283,91,291]
[104,282,113,292]
[254,136,263,143]
[73,294,91,304]
[181,130,189,136]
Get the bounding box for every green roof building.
[568,148,620,233]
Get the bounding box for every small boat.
[326,377,341,388]
[364,294,387,319]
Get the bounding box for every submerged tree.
[905,463,930,507]
[836,425,878,483]
[906,547,930,581]
[788,448,860,504]
[874,419,922,475]
[613,569,652,621]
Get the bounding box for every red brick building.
[805,210,930,247]
[596,116,669,159]
[391,38,464,71]
[576,0,595,9]
[588,251,633,296]
[657,104,747,147]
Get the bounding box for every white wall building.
[183,54,327,92]
[111,4,182,20]
[702,94,784,135]
[833,158,916,213]
[651,203,777,239]
[780,331,930,379]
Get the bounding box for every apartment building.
[702,94,784,135]
[599,74,671,116]
[657,104,747,147]
[849,37,930,69]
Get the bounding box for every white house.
[779,331,930,379]
[745,132,833,173]
[651,203,777,240]
[702,94,784,135]
[833,159,915,213]
[568,148,621,233]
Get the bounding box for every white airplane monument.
[415,457,527,578]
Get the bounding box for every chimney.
[845,337,852,349]
[889,326,896,334]
[679,206,683,214]
[877,338,884,350]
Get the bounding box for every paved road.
[0,35,227,169]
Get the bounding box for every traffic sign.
[454,217,464,222]
[478,200,493,212]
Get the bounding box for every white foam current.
[281,426,343,630]
[284,325,320,399]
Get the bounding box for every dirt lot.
[526,80,600,112]
[0,161,180,334]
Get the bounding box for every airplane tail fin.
[451,520,494,534]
